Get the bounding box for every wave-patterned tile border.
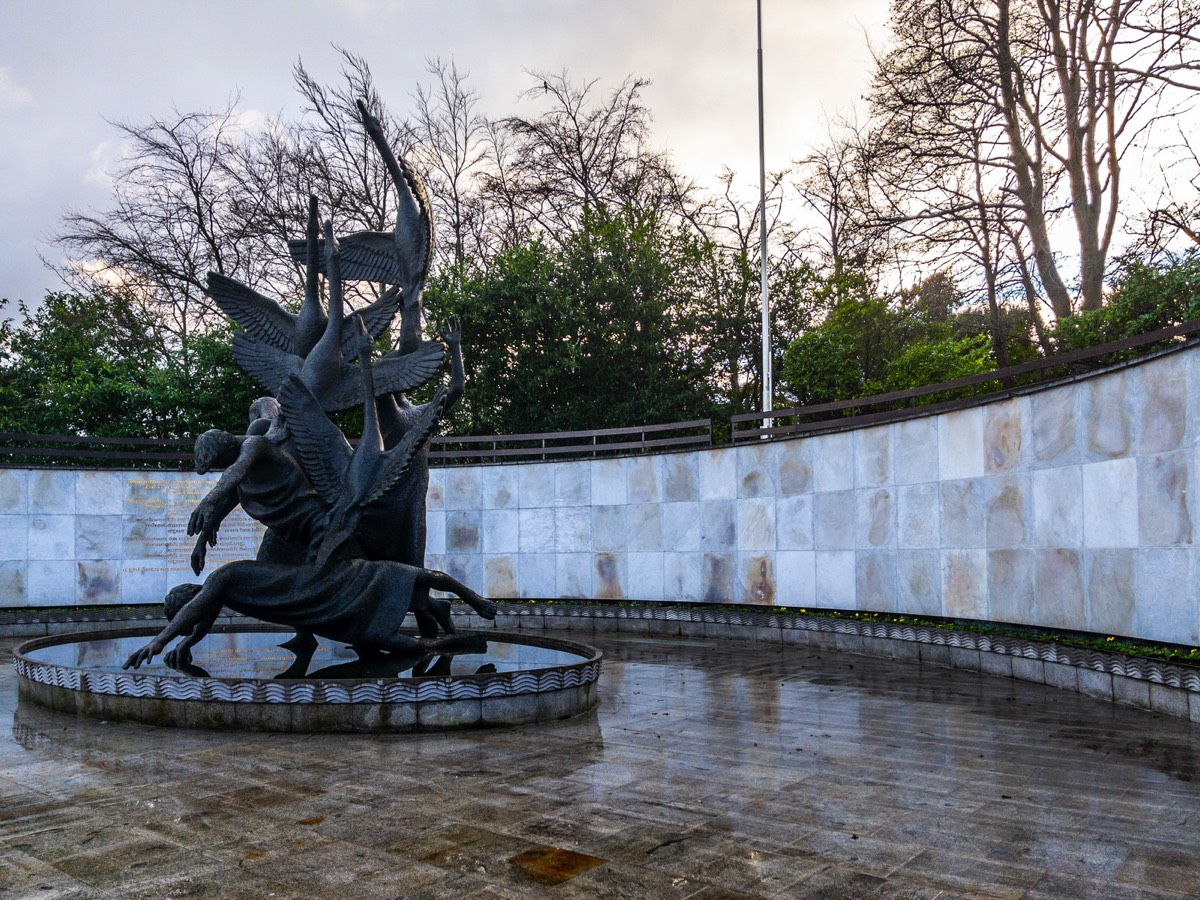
[496,604,1200,694]
[14,626,602,705]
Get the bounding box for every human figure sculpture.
[130,97,490,667]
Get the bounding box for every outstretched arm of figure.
[187,437,269,575]
[123,588,224,669]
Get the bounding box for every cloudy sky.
[0,0,890,314]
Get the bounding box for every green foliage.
[0,291,255,439]
[425,209,719,435]
[1053,248,1200,350]
[883,332,995,393]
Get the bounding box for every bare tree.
[872,0,1200,317]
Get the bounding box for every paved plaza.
[1,631,1199,898]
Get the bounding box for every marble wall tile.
[737,443,776,498]
[940,479,986,549]
[484,555,518,598]
[77,560,120,604]
[593,552,627,600]
[896,550,942,617]
[738,553,776,605]
[628,456,660,503]
[1137,355,1188,455]
[628,552,664,600]
[481,509,519,554]
[446,510,482,554]
[555,463,591,506]
[854,427,892,487]
[698,447,737,500]
[776,439,813,495]
[557,553,592,598]
[856,488,894,549]
[28,516,75,560]
[1081,458,1138,547]
[661,453,699,502]
[425,510,446,555]
[518,463,557,508]
[445,555,484,594]
[776,550,816,606]
[664,552,703,601]
[898,483,939,549]
[76,471,124,515]
[1031,467,1083,548]
[426,469,446,510]
[519,553,556,598]
[776,494,813,550]
[1030,392,1080,469]
[984,398,1026,475]
[627,503,662,552]
[985,475,1029,548]
[518,508,555,553]
[0,560,25,603]
[591,458,629,506]
[894,417,939,485]
[815,550,856,608]
[1134,549,1198,645]
[480,466,519,509]
[1034,549,1084,630]
[942,549,987,620]
[0,515,28,560]
[737,497,776,551]
[987,550,1034,625]
[812,432,855,492]
[939,407,984,481]
[554,507,591,553]
[27,560,77,605]
[1138,450,1193,546]
[856,552,896,612]
[1084,375,1131,460]
[0,470,29,513]
[591,505,629,552]
[1085,549,1135,636]
[699,500,735,551]
[661,501,700,551]
[75,515,123,559]
[123,474,169,519]
[700,552,735,603]
[813,491,856,550]
[29,470,76,515]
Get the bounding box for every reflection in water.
[25,630,586,680]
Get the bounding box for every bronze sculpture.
[124,99,491,670]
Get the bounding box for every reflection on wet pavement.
[2,633,1199,897]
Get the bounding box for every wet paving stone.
[3,633,1200,896]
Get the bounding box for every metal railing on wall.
[731,320,1200,443]
[0,419,714,469]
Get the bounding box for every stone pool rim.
[14,625,602,732]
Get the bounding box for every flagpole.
[757,0,772,432]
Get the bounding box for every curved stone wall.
[2,344,1197,647]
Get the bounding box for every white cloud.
[0,67,33,107]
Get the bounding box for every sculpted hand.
[190,534,210,576]
[439,317,461,347]
[164,644,193,669]
[123,638,165,670]
[188,500,216,538]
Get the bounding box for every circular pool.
[14,626,601,732]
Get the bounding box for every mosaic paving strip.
[500,604,1200,694]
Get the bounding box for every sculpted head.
[194,429,240,474]
[163,583,203,621]
[249,396,280,424]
